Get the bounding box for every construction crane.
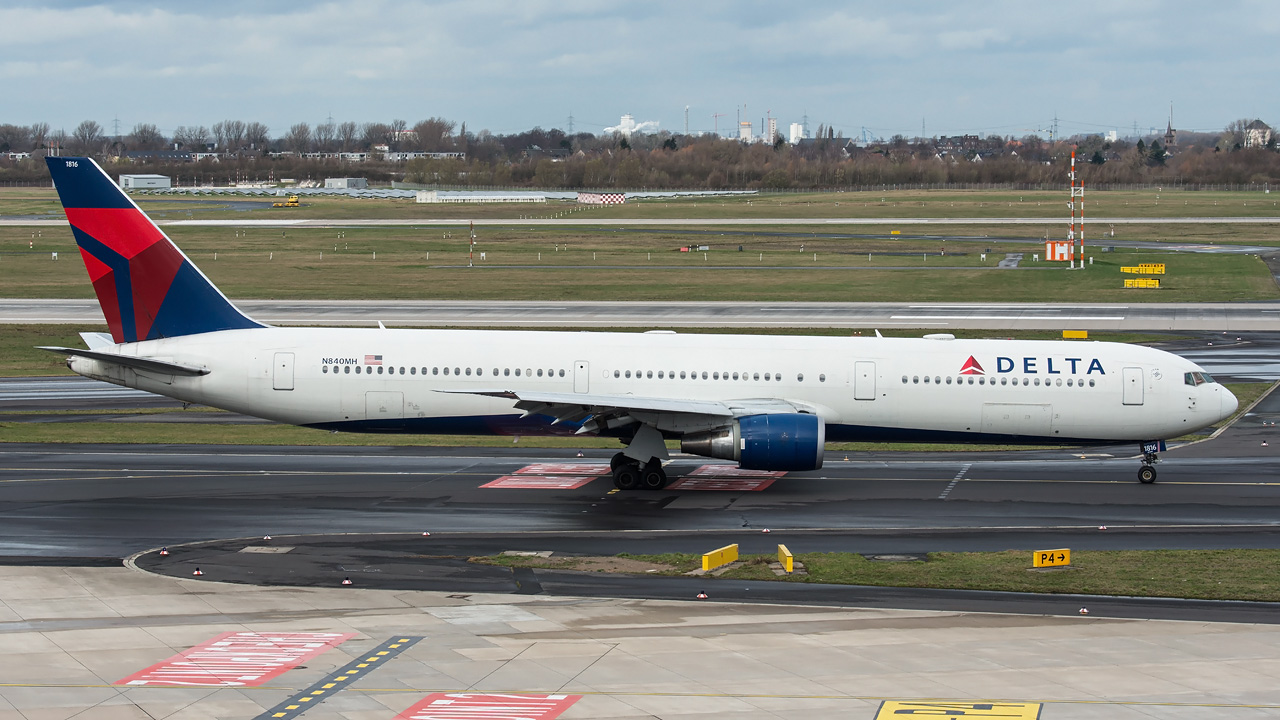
[712,113,728,137]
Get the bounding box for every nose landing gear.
[1138,440,1165,484]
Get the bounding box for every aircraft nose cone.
[1221,386,1239,420]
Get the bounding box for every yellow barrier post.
[1032,548,1071,568]
[702,544,739,572]
[777,544,793,574]
[1062,330,1088,339]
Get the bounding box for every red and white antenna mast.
[1068,151,1084,269]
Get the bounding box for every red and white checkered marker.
[192,568,203,576]
[761,528,771,534]
[341,577,352,586]
[263,535,271,540]
[696,591,708,599]
[159,547,169,556]
[1079,607,1089,615]
[422,532,431,536]
[1099,525,1107,530]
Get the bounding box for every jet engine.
[680,413,825,471]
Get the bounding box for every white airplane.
[41,157,1237,488]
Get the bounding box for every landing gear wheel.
[613,464,640,490]
[610,452,628,472]
[1138,465,1157,484]
[641,460,668,490]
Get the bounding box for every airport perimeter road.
[8,298,1280,330]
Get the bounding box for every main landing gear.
[610,453,669,490]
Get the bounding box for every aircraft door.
[272,352,295,391]
[574,361,589,393]
[1122,367,1144,405]
[853,361,876,400]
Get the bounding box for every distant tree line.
[1,116,1278,188]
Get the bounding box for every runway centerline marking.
[254,636,421,720]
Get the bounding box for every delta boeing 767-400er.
[40,156,1237,487]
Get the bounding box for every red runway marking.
[396,693,581,720]
[686,465,787,478]
[117,631,353,687]
[481,475,598,489]
[668,477,778,491]
[514,462,610,475]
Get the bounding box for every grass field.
[480,548,1280,602]
[2,222,1276,302]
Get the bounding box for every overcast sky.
[3,1,1276,141]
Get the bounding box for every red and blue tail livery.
[45,157,262,343]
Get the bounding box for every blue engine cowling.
[680,413,825,471]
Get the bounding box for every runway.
[9,298,1280,330]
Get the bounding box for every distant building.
[767,117,778,143]
[789,123,805,144]
[123,150,193,163]
[324,177,368,189]
[1245,120,1272,148]
[1163,121,1177,148]
[1105,130,1118,143]
[739,121,752,142]
[118,174,171,190]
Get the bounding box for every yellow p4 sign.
[1033,548,1071,568]
[875,700,1042,718]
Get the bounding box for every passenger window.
[411,367,417,375]
[455,367,461,375]
[625,370,631,378]
[613,370,619,378]
[946,377,952,385]
[537,369,543,377]
[1056,378,1062,386]
[713,372,719,380]
[732,372,739,380]
[647,370,653,379]
[679,371,686,379]
[516,368,522,376]
[702,371,708,380]
[1034,378,1040,386]
[753,373,760,381]
[377,366,383,374]
[798,373,805,382]
[903,376,909,384]
[559,369,565,377]
[766,373,772,381]
[465,367,471,376]
[322,366,328,374]
[912,375,919,384]
[658,371,664,379]
[1089,379,1096,387]
[967,377,974,385]
[344,366,350,374]
[820,374,826,382]
[924,376,930,384]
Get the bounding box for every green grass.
[1,222,1275,302]
[481,549,1280,602]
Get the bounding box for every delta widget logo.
[959,356,985,375]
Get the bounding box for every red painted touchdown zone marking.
[686,465,787,478]
[116,631,354,687]
[482,475,598,489]
[514,462,610,475]
[396,693,581,720]
[668,477,778,491]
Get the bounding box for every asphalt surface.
[3,330,1280,621]
[10,298,1280,329]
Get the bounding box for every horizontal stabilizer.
[36,346,210,376]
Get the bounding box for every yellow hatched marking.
[875,700,1041,719]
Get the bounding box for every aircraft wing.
[37,347,211,377]
[439,388,806,434]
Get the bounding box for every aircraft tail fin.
[45,156,263,343]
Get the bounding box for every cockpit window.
[1184,371,1214,386]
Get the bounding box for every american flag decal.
[364,354,383,365]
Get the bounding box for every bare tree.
[361,122,390,147]
[0,124,31,152]
[128,123,164,150]
[28,122,49,149]
[211,121,226,151]
[172,126,210,149]
[284,122,312,154]
[223,120,246,151]
[389,118,408,149]
[245,121,270,150]
[314,120,336,152]
[413,117,457,152]
[73,120,104,153]
[337,121,358,151]
[48,128,68,154]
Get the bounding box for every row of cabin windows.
[322,365,567,378]
[611,370,826,383]
[321,364,830,384]
[902,374,1097,388]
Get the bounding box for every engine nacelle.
[680,413,825,471]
